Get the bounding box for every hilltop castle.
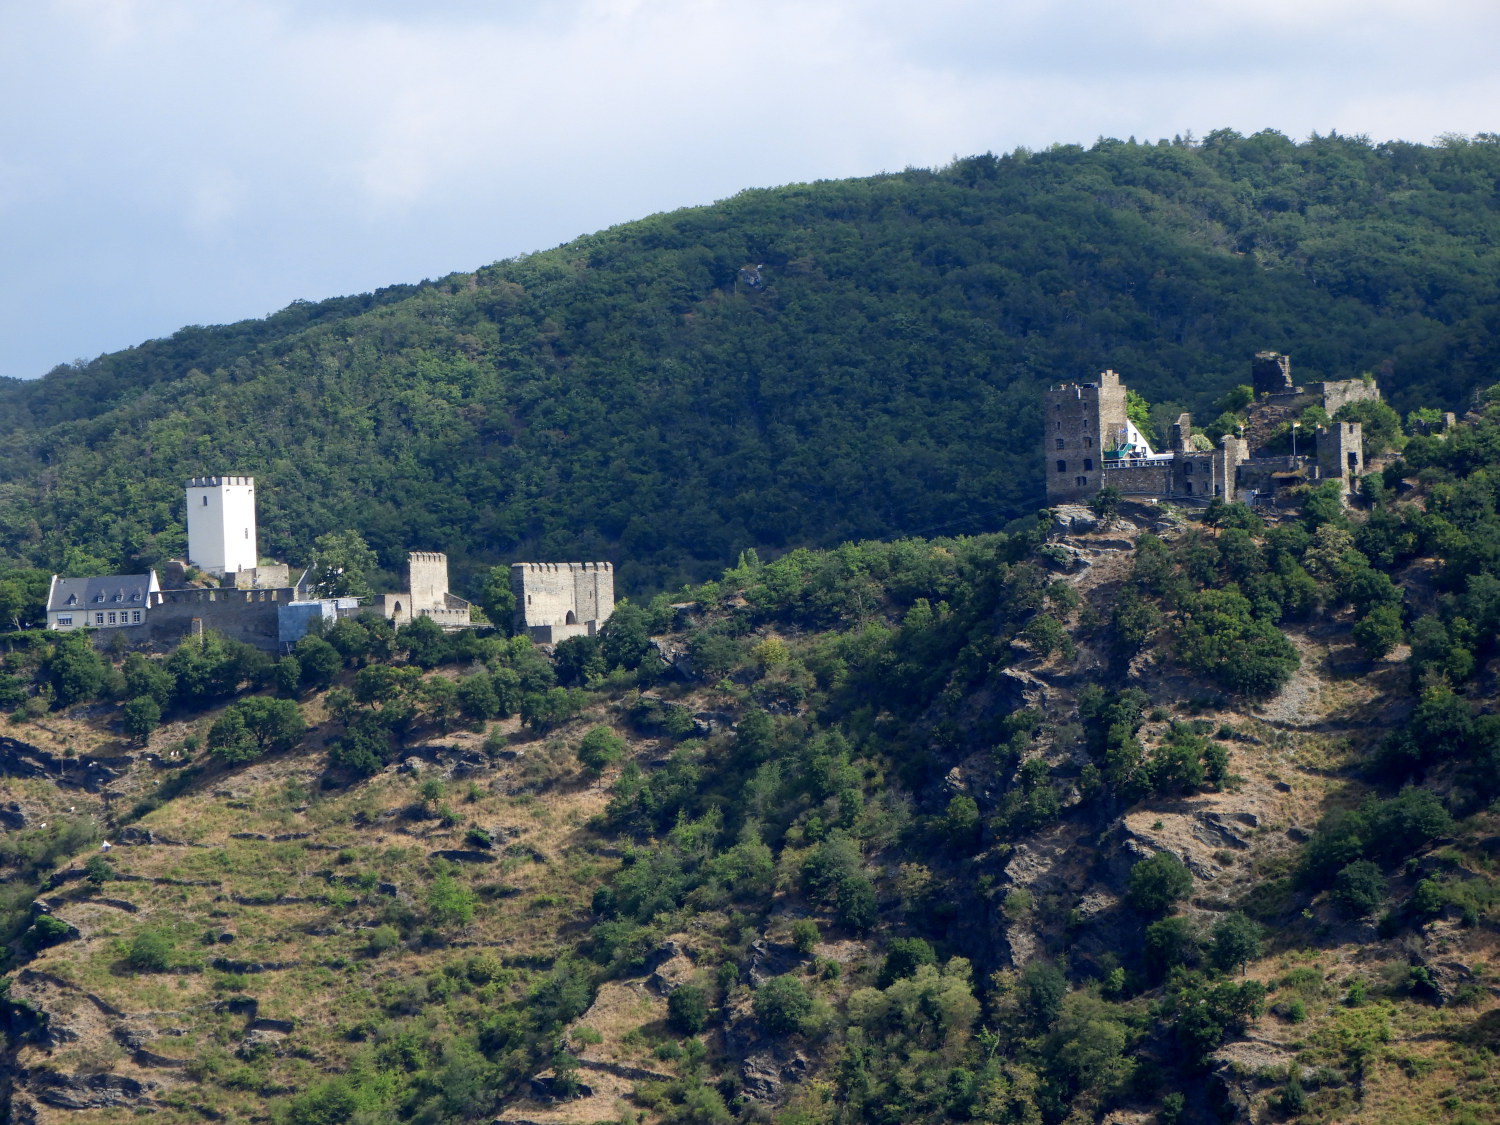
[1045,351,1381,508]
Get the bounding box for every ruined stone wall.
[90,586,294,652]
[1315,378,1381,416]
[1101,464,1173,496]
[1318,420,1364,492]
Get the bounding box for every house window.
[245,529,249,539]
[1183,462,1193,474]
[1075,476,1088,487]
[132,610,141,623]
[107,612,116,624]
[57,615,72,626]
[203,496,208,505]
[1084,437,1093,448]
[1184,481,1194,494]
[1083,458,1094,471]
[1056,460,1067,473]
[95,613,105,625]
[1055,438,1065,449]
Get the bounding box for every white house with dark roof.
[46,572,161,631]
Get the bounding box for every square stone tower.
[186,475,258,576]
[510,562,615,643]
[1043,370,1132,504]
[407,551,450,608]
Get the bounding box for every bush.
[124,928,174,972]
[1331,859,1386,918]
[121,695,161,744]
[84,854,114,886]
[754,975,812,1036]
[834,874,878,932]
[207,696,306,764]
[1126,852,1193,915]
[667,983,710,1035]
[879,936,936,987]
[790,919,820,956]
[577,726,626,775]
[23,913,72,951]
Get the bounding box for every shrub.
[1331,859,1386,918]
[577,726,626,775]
[23,913,72,950]
[125,928,174,972]
[84,854,114,886]
[1126,852,1193,916]
[667,983,710,1035]
[879,937,936,987]
[121,695,161,744]
[754,975,812,1036]
[790,919,820,956]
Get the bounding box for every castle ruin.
[510,562,615,644]
[1045,352,1380,508]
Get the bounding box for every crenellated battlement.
[510,561,615,642]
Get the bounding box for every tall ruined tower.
[185,476,258,576]
[1252,351,1294,397]
[1043,370,1132,504]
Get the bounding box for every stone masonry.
[511,562,615,644]
[1045,352,1379,508]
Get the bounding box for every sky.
[1,0,1497,381]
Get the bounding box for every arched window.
[566,610,578,625]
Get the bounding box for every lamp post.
[1291,421,1299,459]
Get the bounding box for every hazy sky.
[2,0,1497,380]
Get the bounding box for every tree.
[577,725,625,774]
[667,984,710,1035]
[1088,485,1122,522]
[478,565,516,634]
[600,603,653,671]
[46,632,106,708]
[294,634,342,691]
[308,530,376,598]
[121,695,161,744]
[427,872,477,929]
[208,696,306,763]
[273,655,302,697]
[1331,859,1386,918]
[754,975,812,1036]
[122,652,176,708]
[554,635,606,686]
[84,854,114,886]
[1208,913,1261,975]
[1126,852,1193,915]
[1352,603,1403,659]
[835,874,878,932]
[397,615,449,668]
[879,937,936,987]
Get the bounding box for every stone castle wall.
[511,562,615,643]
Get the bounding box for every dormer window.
[66,594,77,606]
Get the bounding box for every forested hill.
[3,130,1500,592]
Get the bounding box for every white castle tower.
[185,475,258,576]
